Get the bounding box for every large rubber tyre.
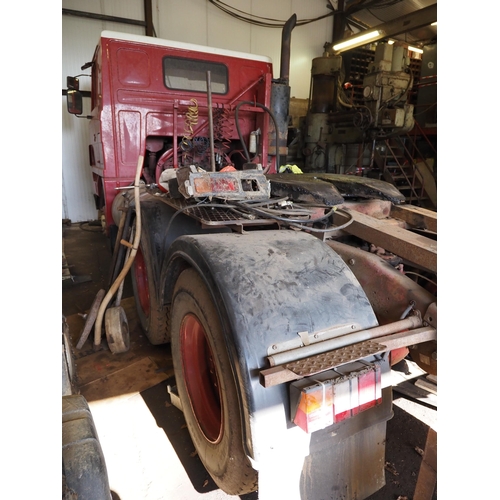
[171,268,258,495]
[131,233,169,345]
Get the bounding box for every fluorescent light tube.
[333,30,381,52]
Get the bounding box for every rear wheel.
[170,268,258,495]
[131,233,169,344]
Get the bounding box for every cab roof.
[101,31,273,64]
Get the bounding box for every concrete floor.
[62,222,437,500]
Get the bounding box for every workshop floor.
[62,221,437,500]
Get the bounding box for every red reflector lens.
[291,362,382,433]
[211,178,237,192]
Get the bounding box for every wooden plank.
[392,381,437,407]
[391,359,427,385]
[340,199,392,219]
[413,428,437,500]
[415,378,437,395]
[75,348,150,386]
[67,293,175,404]
[333,209,437,273]
[390,204,437,233]
[79,356,169,402]
[76,289,106,349]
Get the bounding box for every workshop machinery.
[66,15,436,500]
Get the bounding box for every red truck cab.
[86,31,277,231]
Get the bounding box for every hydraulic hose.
[234,203,354,232]
[94,155,144,347]
[235,202,336,225]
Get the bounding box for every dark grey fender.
[161,229,378,463]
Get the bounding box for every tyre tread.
[171,268,258,495]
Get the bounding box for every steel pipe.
[206,71,216,172]
[280,14,297,82]
[267,315,422,367]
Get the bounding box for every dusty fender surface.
[309,173,406,203]
[162,229,379,463]
[265,173,405,206]
[266,173,345,205]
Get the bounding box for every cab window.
[163,57,228,94]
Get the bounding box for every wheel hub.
[180,313,222,443]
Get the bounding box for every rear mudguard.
[161,229,379,463]
[137,195,231,312]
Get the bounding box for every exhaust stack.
[280,13,297,83]
[270,14,297,164]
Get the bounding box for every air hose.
[93,155,144,347]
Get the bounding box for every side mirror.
[67,76,80,90]
[67,89,83,115]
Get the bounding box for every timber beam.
[390,204,437,233]
[333,208,437,273]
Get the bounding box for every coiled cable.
[181,99,199,150]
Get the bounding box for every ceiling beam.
[62,8,147,29]
[63,1,156,37]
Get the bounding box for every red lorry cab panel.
[90,31,274,227]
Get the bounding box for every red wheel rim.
[134,247,150,317]
[180,313,222,443]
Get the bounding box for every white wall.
[62,0,146,222]
[155,0,332,98]
[62,0,334,222]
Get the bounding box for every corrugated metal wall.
[62,0,332,222]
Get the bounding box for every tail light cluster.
[290,361,382,433]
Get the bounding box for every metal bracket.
[260,326,436,388]
[423,302,437,328]
[167,385,183,412]
[267,322,363,356]
[297,331,310,346]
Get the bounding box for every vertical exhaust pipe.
[270,14,297,169]
[280,14,297,83]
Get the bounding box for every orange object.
[291,362,383,433]
[293,380,334,433]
